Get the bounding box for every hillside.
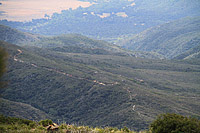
[174,44,200,60]
[0,39,200,130]
[120,17,200,59]
[1,0,200,38]
[32,34,124,53]
[0,98,50,121]
[0,25,41,46]
[0,25,164,59]
[0,25,123,55]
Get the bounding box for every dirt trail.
[13,49,112,86]
[14,49,24,63]
[123,86,142,117]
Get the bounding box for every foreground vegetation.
[1,113,200,133]
[150,113,200,133]
[0,115,141,133]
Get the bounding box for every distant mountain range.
[0,0,200,38]
[0,24,200,131]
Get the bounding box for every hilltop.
[0,25,41,46]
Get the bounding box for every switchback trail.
[14,49,24,63]
[13,49,143,117]
[123,87,142,117]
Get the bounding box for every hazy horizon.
[0,0,93,22]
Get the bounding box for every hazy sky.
[0,0,92,21]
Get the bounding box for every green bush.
[0,126,6,132]
[36,125,46,130]
[0,115,35,126]
[150,113,200,133]
[121,126,131,132]
[38,119,53,127]
[29,122,36,128]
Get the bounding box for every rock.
[46,123,59,132]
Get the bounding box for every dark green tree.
[0,47,8,84]
[39,119,53,127]
[150,113,200,133]
[0,47,8,78]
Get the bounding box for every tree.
[0,47,8,86]
[150,113,200,133]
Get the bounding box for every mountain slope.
[32,34,124,53]
[120,17,200,59]
[0,40,200,131]
[0,25,165,59]
[0,25,124,55]
[0,41,149,130]
[0,25,41,46]
[174,44,200,60]
[0,98,50,121]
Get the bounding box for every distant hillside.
[1,40,200,131]
[33,34,124,53]
[174,44,200,60]
[0,25,41,46]
[0,25,124,55]
[120,17,200,59]
[0,98,50,121]
[0,25,164,59]
[33,34,166,59]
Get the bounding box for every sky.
[0,0,92,22]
